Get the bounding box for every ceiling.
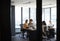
[42,0,56,6]
[11,0,35,5]
[11,0,56,7]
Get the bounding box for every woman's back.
[23,23,28,29]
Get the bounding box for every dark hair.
[42,21,46,25]
[30,19,33,21]
[25,19,28,23]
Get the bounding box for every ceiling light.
[23,1,31,4]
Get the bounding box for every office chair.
[47,29,55,41]
[19,24,28,39]
[19,24,24,38]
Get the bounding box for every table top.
[25,28,36,31]
[48,28,55,29]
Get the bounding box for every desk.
[26,28,37,41]
[48,28,55,29]
[48,28,55,38]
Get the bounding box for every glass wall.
[42,7,57,32]
[42,9,45,21]
[30,8,36,24]
[30,8,36,29]
[51,7,56,32]
[15,7,36,32]
[15,6,21,32]
[15,6,21,28]
[45,8,50,25]
[23,7,29,24]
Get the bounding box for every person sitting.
[28,19,36,30]
[48,21,54,29]
[28,19,36,41]
[22,19,29,39]
[23,20,28,29]
[48,21,55,38]
[42,21,47,38]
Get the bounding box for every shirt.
[23,23,28,29]
[48,23,54,28]
[28,23,36,30]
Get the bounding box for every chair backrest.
[20,24,24,31]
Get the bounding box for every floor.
[12,33,56,41]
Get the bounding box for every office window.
[23,7,29,24]
[45,8,50,25]
[15,6,21,28]
[51,7,56,32]
[30,8,36,29]
[42,9,45,21]
[30,8,36,24]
